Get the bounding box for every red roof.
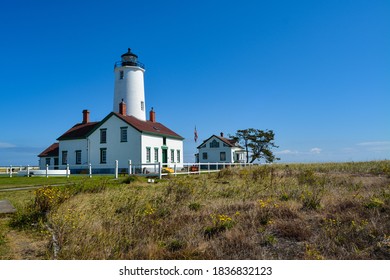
[113,113,184,139]
[56,113,183,141]
[38,142,59,157]
[57,122,100,140]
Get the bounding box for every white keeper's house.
[195,133,246,164]
[38,49,184,173]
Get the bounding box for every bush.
[204,214,235,239]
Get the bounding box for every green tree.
[232,129,279,163]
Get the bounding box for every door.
[162,149,168,167]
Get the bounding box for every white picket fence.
[0,161,253,179]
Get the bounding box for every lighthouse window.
[120,127,127,142]
[62,151,68,165]
[177,150,181,163]
[100,148,107,164]
[119,71,124,80]
[154,148,159,162]
[171,149,175,163]
[75,150,82,165]
[100,129,107,144]
[141,101,145,111]
[146,147,151,163]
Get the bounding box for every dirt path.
[0,218,49,260]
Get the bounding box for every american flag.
[194,126,198,143]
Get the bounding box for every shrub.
[300,186,324,210]
[188,202,201,211]
[204,214,235,239]
[166,239,186,252]
[297,170,317,185]
[365,197,384,209]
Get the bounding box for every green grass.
[2,160,390,260]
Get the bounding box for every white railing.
[0,165,39,177]
[0,161,253,179]
[161,162,253,178]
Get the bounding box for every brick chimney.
[82,110,90,124]
[220,132,224,137]
[149,107,156,122]
[119,99,126,116]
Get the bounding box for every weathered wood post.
[46,164,49,178]
[9,165,12,178]
[128,160,132,176]
[66,164,70,178]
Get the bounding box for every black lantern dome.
[115,48,145,69]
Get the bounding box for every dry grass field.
[1,161,389,259]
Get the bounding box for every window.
[177,150,181,163]
[202,152,208,160]
[75,150,81,165]
[120,127,127,142]
[100,129,107,144]
[119,70,124,80]
[141,101,144,111]
[45,158,51,166]
[62,151,68,165]
[100,148,107,164]
[154,148,159,162]
[220,152,226,161]
[171,149,175,163]
[210,139,220,148]
[146,147,151,163]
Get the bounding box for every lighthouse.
[113,48,146,121]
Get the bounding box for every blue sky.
[0,0,389,165]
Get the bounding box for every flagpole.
[194,126,199,163]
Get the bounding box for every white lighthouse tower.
[113,48,146,121]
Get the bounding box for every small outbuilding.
[196,133,246,164]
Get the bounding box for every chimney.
[220,132,224,137]
[82,110,90,124]
[119,99,126,116]
[149,107,156,122]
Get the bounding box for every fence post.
[174,164,177,177]
[158,162,162,179]
[128,160,132,176]
[115,160,119,179]
[46,164,49,178]
[27,165,30,177]
[89,163,92,178]
[66,164,70,178]
[9,165,12,178]
[208,162,210,173]
[198,163,201,174]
